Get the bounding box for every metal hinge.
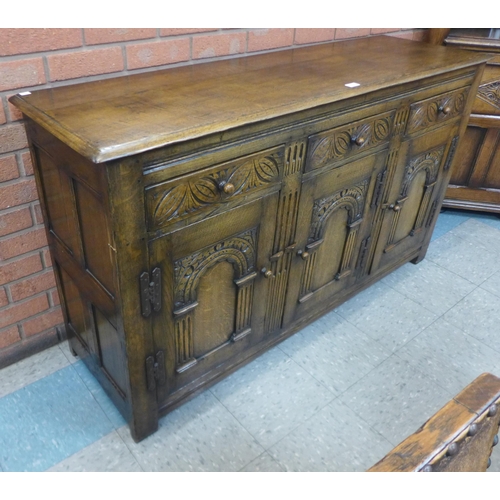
[145,351,166,392]
[140,267,161,317]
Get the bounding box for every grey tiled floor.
[2,209,500,472]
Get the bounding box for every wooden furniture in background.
[369,373,500,472]
[10,36,488,441]
[440,29,500,213]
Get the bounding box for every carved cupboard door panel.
[283,150,388,325]
[371,124,460,273]
[149,193,279,404]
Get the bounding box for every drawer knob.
[438,105,451,115]
[297,250,309,260]
[261,267,273,278]
[219,181,235,195]
[352,135,365,146]
[389,203,401,212]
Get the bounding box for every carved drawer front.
[406,87,470,135]
[146,146,284,230]
[306,110,395,172]
[473,64,500,115]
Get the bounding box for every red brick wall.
[0,28,428,367]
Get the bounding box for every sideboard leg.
[129,415,159,443]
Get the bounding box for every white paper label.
[19,91,32,96]
[344,82,360,88]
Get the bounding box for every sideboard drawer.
[306,109,396,172]
[406,86,470,135]
[146,145,285,230]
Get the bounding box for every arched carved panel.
[174,228,256,310]
[300,179,369,299]
[386,145,445,250]
[173,228,257,373]
[308,180,369,243]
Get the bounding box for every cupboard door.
[149,193,279,402]
[283,150,388,324]
[372,124,459,273]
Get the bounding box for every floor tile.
[0,345,70,399]
[241,452,284,472]
[480,270,500,299]
[334,282,438,352]
[382,259,476,316]
[279,311,390,396]
[118,391,263,472]
[47,431,143,472]
[268,398,393,472]
[449,218,500,254]
[431,210,470,241]
[465,210,500,231]
[426,231,500,285]
[395,317,500,395]
[0,365,114,472]
[339,355,453,446]
[442,287,500,353]
[58,341,79,365]
[210,347,335,449]
[72,360,126,429]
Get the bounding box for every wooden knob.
[219,181,235,195]
[390,204,401,212]
[352,135,365,146]
[261,267,273,278]
[438,105,451,115]
[297,250,309,260]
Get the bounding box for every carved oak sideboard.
[10,36,488,442]
[442,29,500,213]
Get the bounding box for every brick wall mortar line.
[18,322,63,343]
[0,244,46,266]
[3,266,54,289]
[0,205,35,221]
[0,287,51,312]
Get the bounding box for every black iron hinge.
[145,351,166,392]
[140,267,161,317]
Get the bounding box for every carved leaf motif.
[308,112,393,170]
[478,81,500,109]
[407,89,468,134]
[152,151,281,227]
[255,157,279,181]
[154,184,189,224]
[227,156,280,194]
[191,178,220,203]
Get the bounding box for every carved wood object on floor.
[10,36,488,441]
[368,373,500,472]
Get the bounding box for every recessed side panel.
[92,306,127,399]
[35,147,81,257]
[74,180,116,296]
[58,265,96,356]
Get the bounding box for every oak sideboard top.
[10,36,489,163]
